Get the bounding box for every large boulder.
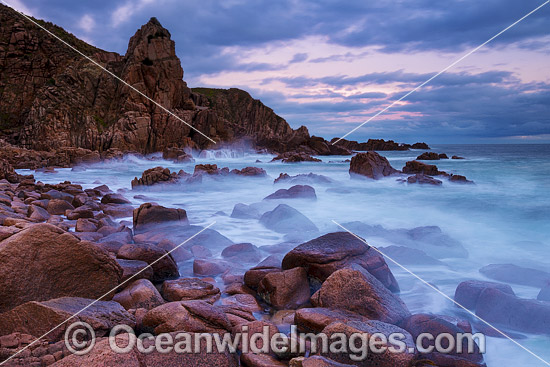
[46,199,74,215]
[116,259,154,282]
[112,279,164,310]
[131,166,182,188]
[259,204,318,234]
[294,307,369,333]
[402,161,441,176]
[0,297,135,342]
[311,266,410,324]
[51,332,238,366]
[264,185,317,200]
[0,223,122,312]
[101,193,131,205]
[257,267,310,309]
[161,278,221,303]
[282,232,399,292]
[143,300,232,334]
[479,264,550,288]
[133,203,189,233]
[117,243,179,282]
[321,320,415,367]
[475,288,550,334]
[349,152,398,179]
[454,280,515,310]
[416,152,441,160]
[399,314,484,364]
[0,159,20,183]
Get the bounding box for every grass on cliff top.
[192,87,226,99]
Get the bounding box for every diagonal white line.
[332,1,550,145]
[0,221,216,366]
[0,1,217,145]
[332,220,550,366]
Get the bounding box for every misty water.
[18,144,550,366]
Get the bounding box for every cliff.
[0,5,339,155]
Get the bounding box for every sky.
[3,0,549,144]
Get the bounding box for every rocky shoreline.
[1,152,548,367]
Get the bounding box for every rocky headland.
[1,4,544,367]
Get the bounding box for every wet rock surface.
[349,152,399,179]
[310,266,410,324]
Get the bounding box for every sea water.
[18,144,550,366]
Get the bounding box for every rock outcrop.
[282,232,399,292]
[330,138,429,151]
[0,223,122,312]
[349,152,399,179]
[0,5,351,158]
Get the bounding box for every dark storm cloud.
[249,74,550,142]
[264,70,516,89]
[19,0,550,75]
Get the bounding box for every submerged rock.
[479,264,550,288]
[259,204,318,234]
[538,284,550,302]
[454,280,515,310]
[342,222,468,259]
[264,185,317,200]
[406,174,442,185]
[274,172,333,185]
[377,245,445,266]
[449,174,474,184]
[476,288,550,334]
[349,152,398,179]
[230,203,261,219]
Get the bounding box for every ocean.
[18,143,550,366]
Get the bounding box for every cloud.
[8,0,550,143]
[111,0,155,27]
[78,14,95,33]
[289,53,308,64]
